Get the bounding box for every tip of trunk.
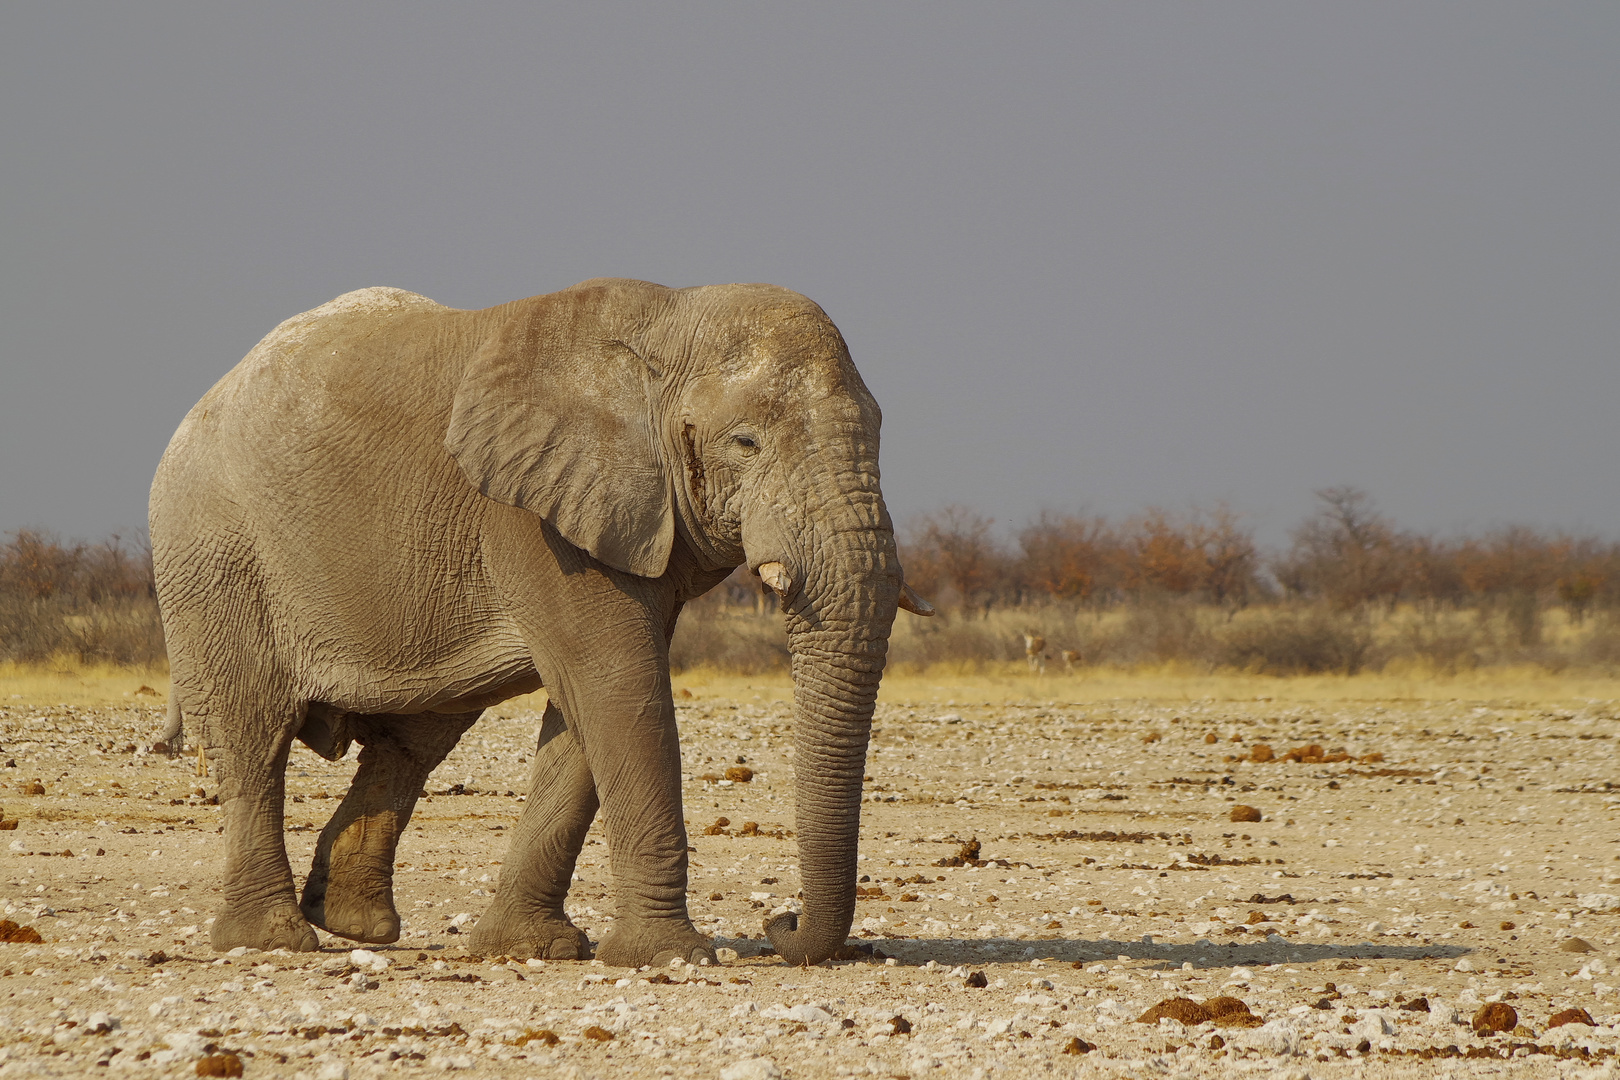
[763,910,852,967]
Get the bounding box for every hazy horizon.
[4,5,1617,549]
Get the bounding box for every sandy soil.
[1,675,1619,1078]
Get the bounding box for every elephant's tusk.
[758,561,793,598]
[899,582,935,617]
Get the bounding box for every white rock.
[786,1004,835,1023]
[719,1059,782,1080]
[1243,1019,1301,1056]
[902,1046,941,1071]
[1352,1011,1397,1039]
[162,1032,209,1058]
[425,1054,475,1070]
[349,949,389,972]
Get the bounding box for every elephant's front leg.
[300,712,476,944]
[568,680,712,969]
[467,701,596,960]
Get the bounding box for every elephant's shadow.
[720,935,1471,970]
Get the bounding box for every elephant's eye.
[733,434,759,451]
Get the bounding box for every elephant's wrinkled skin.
[149,279,922,967]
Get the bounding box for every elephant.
[148,278,932,968]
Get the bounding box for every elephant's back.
[240,287,447,374]
[151,286,477,550]
[201,286,450,418]
[157,287,458,472]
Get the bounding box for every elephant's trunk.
[763,531,897,966]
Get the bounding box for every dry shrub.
[1390,617,1482,674]
[888,611,1014,671]
[668,607,787,674]
[1576,613,1620,670]
[1097,596,1211,666]
[1214,606,1373,675]
[0,531,165,666]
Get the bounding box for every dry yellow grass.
[0,658,170,706]
[8,659,1618,713]
[674,662,1620,709]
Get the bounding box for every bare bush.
[668,568,788,674]
[0,530,164,665]
[1214,606,1374,675]
[1577,613,1620,670]
[1097,596,1212,666]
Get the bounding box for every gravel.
[0,687,1617,1077]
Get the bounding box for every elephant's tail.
[156,695,184,756]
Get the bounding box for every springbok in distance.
[1022,632,1047,673]
[1060,649,1081,672]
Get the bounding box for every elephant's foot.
[594,917,716,969]
[300,882,400,945]
[211,900,319,953]
[466,906,592,960]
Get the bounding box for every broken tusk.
[899,582,935,617]
[758,562,793,598]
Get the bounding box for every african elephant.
[149,278,931,968]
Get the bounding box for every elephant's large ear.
[445,282,674,578]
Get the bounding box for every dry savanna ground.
[1,665,1619,1078]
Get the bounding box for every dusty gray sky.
[3,4,1617,548]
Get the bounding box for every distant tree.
[0,529,154,605]
[0,530,83,599]
[1273,487,1403,609]
[1198,504,1263,612]
[901,506,1006,613]
[1123,509,1208,596]
[1015,512,1116,602]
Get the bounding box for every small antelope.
[1060,649,1081,672]
[1022,632,1047,673]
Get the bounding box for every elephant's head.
[445,277,929,965]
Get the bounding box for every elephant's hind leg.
[301,712,477,944]
[301,712,473,939]
[467,700,596,960]
[208,704,319,953]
